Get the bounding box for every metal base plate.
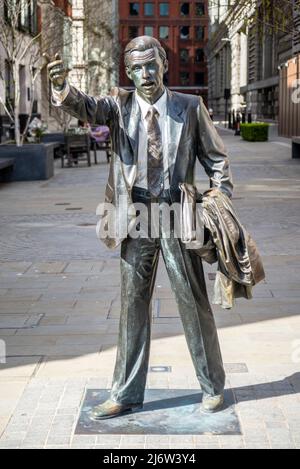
[75,388,240,435]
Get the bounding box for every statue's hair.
[124,36,167,68]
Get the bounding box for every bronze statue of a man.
[47,36,233,418]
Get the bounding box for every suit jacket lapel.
[123,92,140,165]
[119,92,140,190]
[165,88,184,185]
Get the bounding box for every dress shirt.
[135,88,169,190]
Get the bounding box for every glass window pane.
[30,0,38,35]
[180,2,189,16]
[195,72,205,85]
[180,26,189,39]
[195,25,205,40]
[144,3,154,16]
[180,48,189,63]
[20,0,30,29]
[180,71,190,86]
[129,26,139,38]
[144,26,154,36]
[159,3,169,16]
[195,2,205,16]
[195,48,205,62]
[129,2,139,15]
[159,26,169,39]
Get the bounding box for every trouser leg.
[110,235,159,405]
[160,234,225,395]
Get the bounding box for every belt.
[132,186,180,201]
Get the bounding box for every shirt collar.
[135,88,167,119]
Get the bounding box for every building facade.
[70,0,119,96]
[119,0,209,100]
[207,0,299,137]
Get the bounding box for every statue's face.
[125,47,168,103]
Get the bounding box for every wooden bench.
[292,137,300,158]
[90,138,111,164]
[64,134,91,168]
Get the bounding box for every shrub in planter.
[240,123,269,141]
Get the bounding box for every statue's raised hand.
[44,53,68,91]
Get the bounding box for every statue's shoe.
[88,398,143,420]
[200,393,224,413]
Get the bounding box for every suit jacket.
[55,85,234,248]
[179,184,265,309]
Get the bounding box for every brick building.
[119,1,209,100]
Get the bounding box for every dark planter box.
[0,143,55,182]
[41,133,65,144]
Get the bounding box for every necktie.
[145,106,164,197]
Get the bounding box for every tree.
[0,0,42,145]
[0,0,73,145]
[222,0,297,37]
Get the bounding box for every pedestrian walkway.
[0,131,300,449]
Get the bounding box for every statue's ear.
[163,59,169,75]
[125,66,132,80]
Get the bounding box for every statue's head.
[124,36,168,103]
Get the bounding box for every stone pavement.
[0,131,300,449]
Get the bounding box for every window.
[180,71,190,85]
[5,60,14,108]
[180,2,189,16]
[159,26,169,40]
[19,65,27,113]
[180,48,189,63]
[129,26,139,38]
[195,48,205,63]
[195,25,205,40]
[144,3,154,16]
[29,0,38,35]
[129,2,139,15]
[195,72,205,85]
[180,26,190,40]
[195,2,205,16]
[32,99,38,114]
[144,26,154,36]
[159,3,169,16]
[20,0,30,30]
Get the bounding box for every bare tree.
[0,0,73,145]
[83,0,119,96]
[0,0,42,145]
